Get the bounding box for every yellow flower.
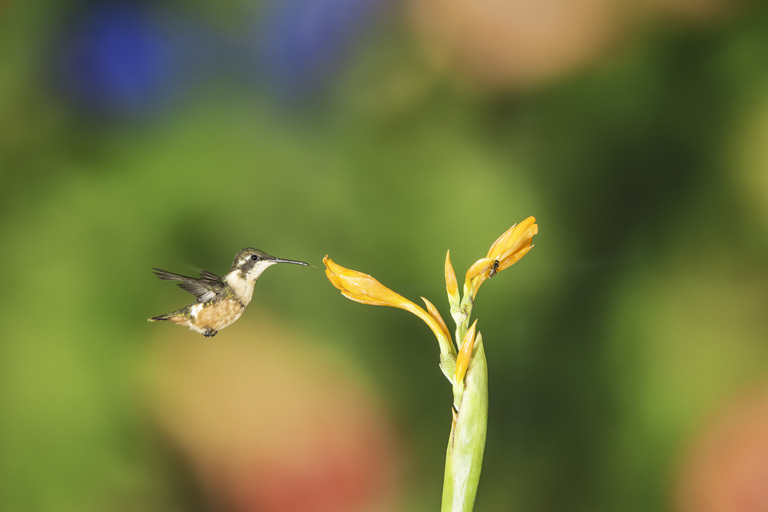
[465,216,538,299]
[487,216,538,272]
[324,256,453,354]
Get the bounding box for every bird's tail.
[148,314,170,322]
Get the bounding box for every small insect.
[489,259,500,278]
[148,247,309,337]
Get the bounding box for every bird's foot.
[203,329,218,337]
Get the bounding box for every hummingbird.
[148,247,309,337]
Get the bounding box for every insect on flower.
[488,259,500,278]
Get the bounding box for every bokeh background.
[2,1,768,511]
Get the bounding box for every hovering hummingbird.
[148,247,309,337]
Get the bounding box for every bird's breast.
[193,299,246,331]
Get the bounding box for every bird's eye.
[251,254,259,261]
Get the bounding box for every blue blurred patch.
[50,0,386,117]
[255,0,385,100]
[52,3,180,119]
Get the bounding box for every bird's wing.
[198,270,222,282]
[152,267,223,302]
[177,281,220,302]
[152,268,193,282]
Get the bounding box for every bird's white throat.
[223,261,277,305]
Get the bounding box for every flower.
[324,256,454,356]
[324,256,410,307]
[465,216,538,299]
[486,216,538,271]
[323,218,538,512]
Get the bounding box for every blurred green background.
[2,1,768,511]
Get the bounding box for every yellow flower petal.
[464,257,493,300]
[487,216,533,258]
[462,217,538,300]
[445,250,460,305]
[422,296,452,346]
[324,256,453,352]
[496,243,534,273]
[464,257,493,287]
[487,216,538,273]
[324,256,409,307]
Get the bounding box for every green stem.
[441,334,488,512]
[452,294,474,352]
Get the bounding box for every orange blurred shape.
[408,0,743,90]
[409,0,619,89]
[676,384,768,512]
[144,311,400,512]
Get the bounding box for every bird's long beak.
[274,257,311,267]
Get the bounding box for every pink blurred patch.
[144,312,400,512]
[676,384,768,512]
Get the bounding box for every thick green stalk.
[441,334,488,512]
